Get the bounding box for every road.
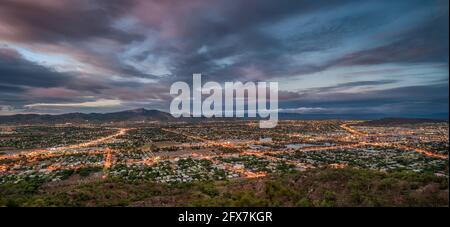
[0,128,129,161]
[340,123,447,159]
[1,123,446,178]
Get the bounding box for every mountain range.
[0,108,448,124]
[0,108,174,124]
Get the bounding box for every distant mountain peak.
[123,108,148,113]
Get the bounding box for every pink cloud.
[27,87,81,98]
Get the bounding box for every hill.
[0,108,175,124]
[1,110,449,125]
[0,168,447,207]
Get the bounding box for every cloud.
[280,107,327,114]
[0,105,21,116]
[280,83,449,115]
[0,0,448,116]
[303,80,398,94]
[0,47,69,88]
[26,87,81,98]
[0,0,141,44]
[24,99,122,108]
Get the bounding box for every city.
[0,0,448,211]
[0,118,448,206]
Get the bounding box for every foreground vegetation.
[0,168,448,207]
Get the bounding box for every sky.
[0,0,448,117]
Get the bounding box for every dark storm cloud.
[0,0,155,80]
[0,0,448,116]
[0,47,69,88]
[0,48,96,98]
[0,46,172,111]
[145,0,448,83]
[0,84,24,93]
[128,0,360,81]
[303,80,398,93]
[281,83,449,115]
[0,0,141,43]
[0,47,91,108]
[333,14,449,66]
[3,0,446,81]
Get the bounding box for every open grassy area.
[0,168,448,207]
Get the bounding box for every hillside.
[0,108,175,124]
[1,168,447,207]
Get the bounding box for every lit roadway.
[339,124,447,159]
[1,123,447,179]
[0,128,130,172]
[140,124,448,178]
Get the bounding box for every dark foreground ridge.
[1,168,447,207]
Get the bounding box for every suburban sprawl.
[0,119,448,206]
